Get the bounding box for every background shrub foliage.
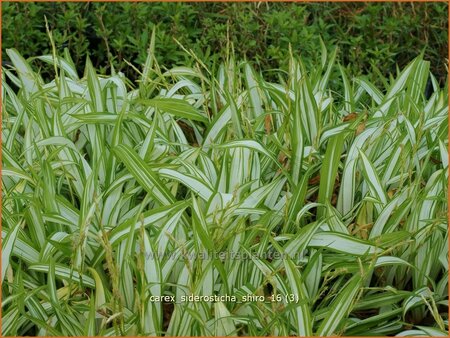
[2,2,448,83]
[1,2,449,337]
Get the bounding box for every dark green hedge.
[3,2,448,83]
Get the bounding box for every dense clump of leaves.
[1,39,448,336]
[2,2,448,84]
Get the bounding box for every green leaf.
[316,274,362,335]
[309,232,382,256]
[1,221,21,282]
[113,144,176,206]
[214,302,236,336]
[283,257,313,336]
[29,263,95,288]
[138,98,208,123]
[317,132,346,218]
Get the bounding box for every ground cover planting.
[3,2,448,84]
[1,35,448,336]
